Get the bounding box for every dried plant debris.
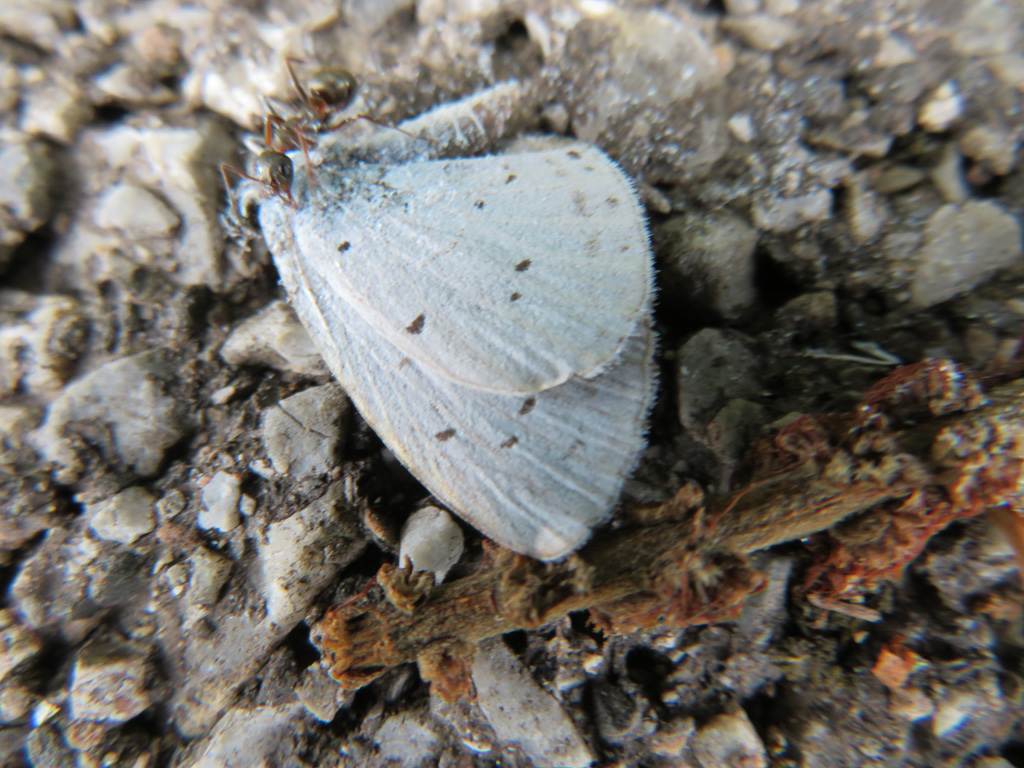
[313,360,1023,691]
[1,0,1024,766]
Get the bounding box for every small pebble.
[198,471,242,532]
[918,81,963,133]
[87,486,157,544]
[398,506,464,584]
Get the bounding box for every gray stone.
[706,398,767,471]
[910,201,1022,308]
[31,350,191,482]
[0,141,54,271]
[220,300,330,379]
[691,710,767,768]
[655,211,759,321]
[20,73,92,143]
[0,0,78,51]
[0,291,86,398]
[256,484,359,626]
[917,81,963,133]
[737,556,794,647]
[87,486,157,544]
[180,547,233,626]
[472,638,594,768]
[930,144,968,204]
[0,610,42,683]
[295,660,352,723]
[375,712,442,767]
[189,701,308,768]
[167,485,363,736]
[721,13,798,51]
[960,125,1019,176]
[677,329,761,436]
[261,384,348,482]
[69,639,152,723]
[752,189,833,233]
[553,4,727,183]
[94,183,180,239]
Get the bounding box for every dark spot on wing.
[572,190,589,216]
[584,165,596,171]
[338,241,351,252]
[501,436,518,449]
[474,200,485,209]
[585,238,600,258]
[606,196,619,207]
[567,149,582,159]
[406,313,426,334]
[398,357,413,369]
[435,428,456,441]
[505,174,517,184]
[510,291,521,301]
[519,397,536,415]
[515,259,531,272]
[620,244,631,252]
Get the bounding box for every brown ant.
[221,58,429,210]
[221,58,361,207]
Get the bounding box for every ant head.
[308,67,357,116]
[256,149,295,204]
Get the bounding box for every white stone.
[872,35,917,68]
[398,506,464,584]
[198,472,242,532]
[95,183,180,239]
[918,82,963,133]
[87,487,157,544]
[472,638,594,768]
[727,113,756,143]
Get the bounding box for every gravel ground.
[1,0,1023,766]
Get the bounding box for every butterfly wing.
[288,143,653,395]
[261,195,656,560]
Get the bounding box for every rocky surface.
[1,0,1023,766]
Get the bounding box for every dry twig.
[312,360,1024,697]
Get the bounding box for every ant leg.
[297,130,316,188]
[324,114,435,148]
[284,56,312,108]
[220,162,261,213]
